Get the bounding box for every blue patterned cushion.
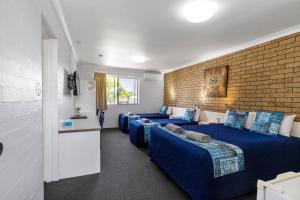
[224,110,248,130]
[183,108,196,122]
[250,111,284,136]
[224,110,236,127]
[160,106,167,115]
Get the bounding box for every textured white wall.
[0,0,44,199]
[41,0,77,118]
[76,80,97,112]
[77,65,164,128]
[0,0,78,198]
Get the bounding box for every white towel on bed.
[141,118,151,123]
[165,123,184,134]
[184,131,211,143]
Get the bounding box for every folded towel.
[165,123,184,134]
[141,118,151,123]
[184,131,211,143]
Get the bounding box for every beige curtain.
[94,72,107,110]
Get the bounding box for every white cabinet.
[59,131,100,179]
[58,112,101,179]
[257,172,300,200]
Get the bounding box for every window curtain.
[94,72,107,110]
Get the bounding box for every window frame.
[106,74,140,105]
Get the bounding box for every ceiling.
[59,0,300,72]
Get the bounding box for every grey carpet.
[45,129,256,200]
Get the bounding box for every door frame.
[42,39,60,182]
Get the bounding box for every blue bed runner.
[122,113,141,128]
[161,127,245,178]
[136,120,160,142]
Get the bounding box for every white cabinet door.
[59,131,100,179]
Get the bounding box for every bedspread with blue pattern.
[162,127,244,178]
[149,124,300,200]
[129,119,198,147]
[135,120,161,143]
[118,113,169,133]
[127,114,140,128]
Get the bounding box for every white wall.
[0,0,78,198]
[0,0,44,199]
[41,0,78,183]
[41,0,77,118]
[77,65,164,128]
[76,80,97,112]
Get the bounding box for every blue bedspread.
[118,113,169,133]
[149,124,300,200]
[162,127,245,178]
[129,119,198,147]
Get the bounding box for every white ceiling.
[59,0,300,72]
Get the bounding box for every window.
[106,75,139,105]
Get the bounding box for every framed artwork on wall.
[204,65,228,97]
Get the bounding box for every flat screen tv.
[67,70,80,96]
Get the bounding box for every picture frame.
[204,65,228,97]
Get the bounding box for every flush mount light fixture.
[130,55,147,63]
[183,1,216,23]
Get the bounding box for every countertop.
[59,112,101,133]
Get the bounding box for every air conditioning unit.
[143,73,163,81]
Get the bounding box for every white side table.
[257,172,300,200]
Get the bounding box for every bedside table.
[257,172,300,200]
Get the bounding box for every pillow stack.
[224,109,296,137]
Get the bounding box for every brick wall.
[164,32,300,121]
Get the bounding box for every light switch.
[35,82,42,96]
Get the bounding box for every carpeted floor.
[45,129,256,200]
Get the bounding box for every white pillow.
[279,115,296,137]
[169,115,184,119]
[224,110,230,122]
[166,107,173,115]
[172,107,187,116]
[193,108,200,122]
[291,122,300,138]
[244,112,256,129]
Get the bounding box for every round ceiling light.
[183,1,216,23]
[130,55,147,63]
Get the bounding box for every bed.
[129,119,198,147]
[149,124,300,200]
[118,113,169,133]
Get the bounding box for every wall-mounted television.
[67,70,80,96]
